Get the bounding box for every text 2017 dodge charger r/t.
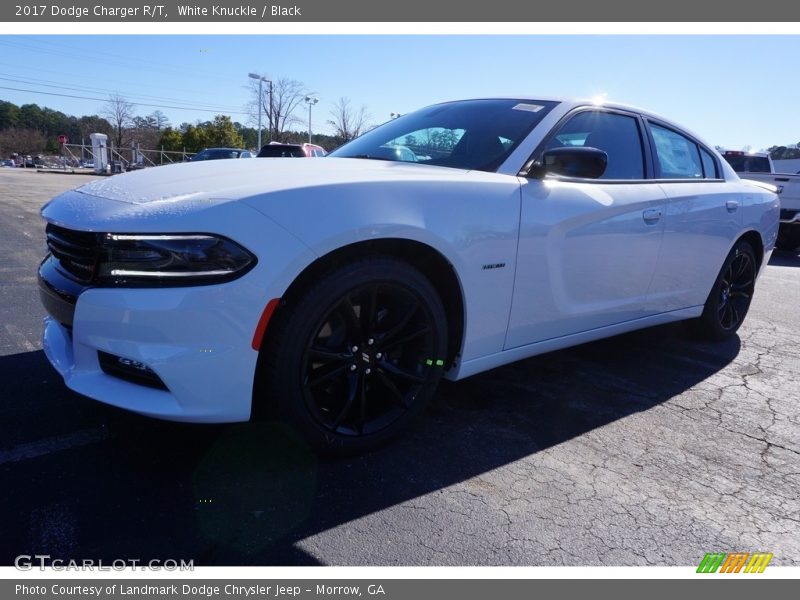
[38,98,779,451]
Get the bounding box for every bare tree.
[150,110,169,131]
[77,115,113,140]
[0,128,47,156]
[248,77,306,143]
[327,97,370,145]
[128,116,161,150]
[101,93,136,148]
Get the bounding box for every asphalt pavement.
[1,168,798,566]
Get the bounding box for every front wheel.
[259,257,448,453]
[691,240,757,341]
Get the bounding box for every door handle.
[642,209,662,223]
[726,200,739,212]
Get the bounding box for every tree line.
[765,144,800,160]
[0,99,112,155]
[1,80,372,158]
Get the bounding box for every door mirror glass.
[530,146,608,179]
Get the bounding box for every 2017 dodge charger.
[38,98,779,451]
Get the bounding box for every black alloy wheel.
[693,240,757,340]
[716,250,755,332]
[260,257,448,452]
[302,282,437,437]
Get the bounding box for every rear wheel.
[260,257,448,453]
[691,240,757,340]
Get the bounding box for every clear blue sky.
[0,34,797,150]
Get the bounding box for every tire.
[691,240,757,341]
[258,257,448,453]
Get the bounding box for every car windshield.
[722,153,771,173]
[330,98,558,172]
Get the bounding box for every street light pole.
[268,79,274,143]
[304,96,319,143]
[248,73,273,149]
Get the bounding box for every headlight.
[95,233,256,286]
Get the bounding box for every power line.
[0,85,253,117]
[0,38,244,88]
[0,73,246,113]
[15,35,245,86]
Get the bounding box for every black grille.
[45,224,100,282]
[780,209,798,221]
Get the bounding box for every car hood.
[71,157,464,205]
[41,157,494,234]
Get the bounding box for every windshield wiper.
[348,154,393,161]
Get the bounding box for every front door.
[505,109,667,349]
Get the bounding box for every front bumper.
[41,275,267,423]
[37,190,320,422]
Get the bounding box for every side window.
[650,124,703,179]
[545,110,645,179]
[699,147,718,179]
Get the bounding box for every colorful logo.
[697,552,773,573]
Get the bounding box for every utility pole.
[305,96,319,143]
[248,73,272,149]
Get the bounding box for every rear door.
[645,121,743,312]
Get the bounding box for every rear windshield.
[193,149,242,161]
[330,98,558,172]
[722,153,771,173]
[258,145,306,158]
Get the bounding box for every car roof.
[438,96,714,151]
[460,96,683,123]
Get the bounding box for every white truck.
[722,150,800,250]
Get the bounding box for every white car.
[38,97,779,452]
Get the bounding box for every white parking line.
[0,427,112,465]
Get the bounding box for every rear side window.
[545,110,645,179]
[699,147,718,179]
[650,124,703,179]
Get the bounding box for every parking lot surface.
[1,168,798,565]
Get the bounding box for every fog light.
[97,351,168,390]
[118,356,149,371]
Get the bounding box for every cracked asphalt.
[1,168,798,566]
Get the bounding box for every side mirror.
[528,146,608,179]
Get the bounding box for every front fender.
[242,173,522,361]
